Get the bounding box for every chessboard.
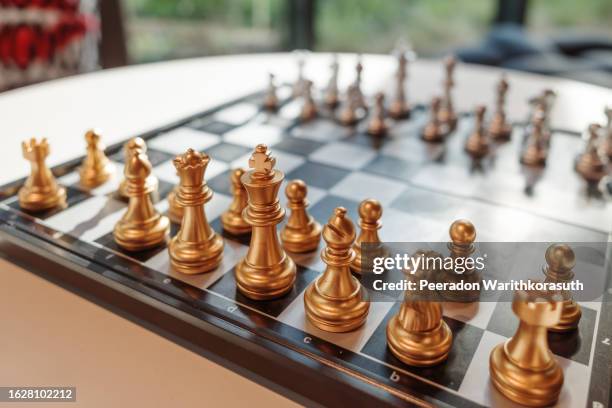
[1,83,611,408]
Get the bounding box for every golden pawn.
[118,137,158,198]
[263,73,278,111]
[438,56,458,133]
[113,149,169,251]
[324,57,340,109]
[465,105,489,159]
[167,186,183,224]
[367,93,388,137]
[543,244,581,332]
[304,207,370,332]
[521,114,548,167]
[235,144,296,300]
[489,288,564,407]
[351,199,384,274]
[388,51,410,120]
[488,76,512,141]
[421,97,445,143]
[221,168,251,235]
[386,289,453,366]
[79,129,114,188]
[339,85,359,126]
[575,124,607,184]
[437,219,481,302]
[18,138,67,212]
[300,80,317,122]
[280,179,321,253]
[168,149,224,274]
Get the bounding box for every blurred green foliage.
[529,0,612,31]
[124,0,612,62]
[314,0,493,54]
[126,0,283,24]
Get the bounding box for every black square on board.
[207,265,319,318]
[95,231,168,263]
[9,185,93,220]
[205,142,251,163]
[210,217,251,246]
[309,194,360,226]
[363,155,419,183]
[274,137,325,157]
[208,169,233,196]
[390,185,466,218]
[360,302,483,391]
[286,161,350,190]
[195,120,236,136]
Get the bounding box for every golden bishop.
[118,137,158,198]
[113,148,169,251]
[304,207,370,332]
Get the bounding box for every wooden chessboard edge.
[0,229,427,408]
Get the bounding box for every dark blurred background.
[1,0,611,91]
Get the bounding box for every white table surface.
[0,52,610,408]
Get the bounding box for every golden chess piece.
[438,55,458,133]
[521,114,548,167]
[386,271,453,366]
[367,93,388,137]
[235,144,296,300]
[118,137,158,199]
[263,73,279,111]
[488,76,512,141]
[221,168,251,235]
[18,138,67,212]
[421,97,445,143]
[280,179,321,253]
[340,85,360,126]
[437,219,481,302]
[351,199,384,274]
[543,244,581,332]
[489,288,564,407]
[575,124,607,184]
[168,149,224,274]
[300,80,317,122]
[167,185,183,224]
[324,56,340,109]
[79,129,114,188]
[292,55,306,98]
[113,149,169,251]
[304,207,370,332]
[465,105,489,159]
[353,58,367,112]
[388,51,410,120]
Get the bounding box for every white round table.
[0,53,610,407]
